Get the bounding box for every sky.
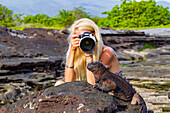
[0,0,170,17]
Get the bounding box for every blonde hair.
[66,18,103,81]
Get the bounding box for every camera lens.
[80,37,95,53]
[78,32,96,53]
[85,40,90,45]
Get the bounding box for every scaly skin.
[87,61,147,113]
[87,61,136,101]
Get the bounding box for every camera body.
[78,32,97,53]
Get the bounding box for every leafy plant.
[1,1,170,30]
[0,4,15,27]
[55,9,76,27]
[139,43,156,51]
[98,0,170,28]
[20,7,92,28]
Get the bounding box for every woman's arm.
[86,55,95,85]
[65,35,80,82]
[65,50,75,82]
[100,47,121,73]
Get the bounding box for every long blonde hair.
[66,18,103,81]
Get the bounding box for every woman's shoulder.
[100,46,117,66]
[102,46,116,56]
[100,46,117,61]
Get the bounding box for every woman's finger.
[72,38,80,43]
[72,39,80,44]
[72,35,78,39]
[74,44,80,47]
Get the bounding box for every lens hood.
[79,32,96,53]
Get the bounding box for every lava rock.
[0,81,143,113]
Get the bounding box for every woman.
[55,18,121,86]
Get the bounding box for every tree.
[13,13,23,26]
[71,6,90,19]
[56,9,76,26]
[0,4,15,27]
[98,0,170,28]
[55,7,92,27]
[22,14,50,24]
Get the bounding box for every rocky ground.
[113,28,170,113]
[0,26,169,112]
[121,46,170,113]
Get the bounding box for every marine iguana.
[87,61,148,113]
[87,61,136,101]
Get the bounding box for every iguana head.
[87,61,107,81]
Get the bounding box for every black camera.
[78,32,97,53]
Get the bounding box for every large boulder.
[0,81,143,113]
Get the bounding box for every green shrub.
[139,43,156,51]
[0,4,15,27]
[98,0,170,28]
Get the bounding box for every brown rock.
[0,81,144,113]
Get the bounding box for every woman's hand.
[70,35,80,51]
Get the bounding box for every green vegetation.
[10,23,65,31]
[139,43,156,51]
[0,0,170,30]
[0,4,16,27]
[98,0,170,29]
[0,6,98,30]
